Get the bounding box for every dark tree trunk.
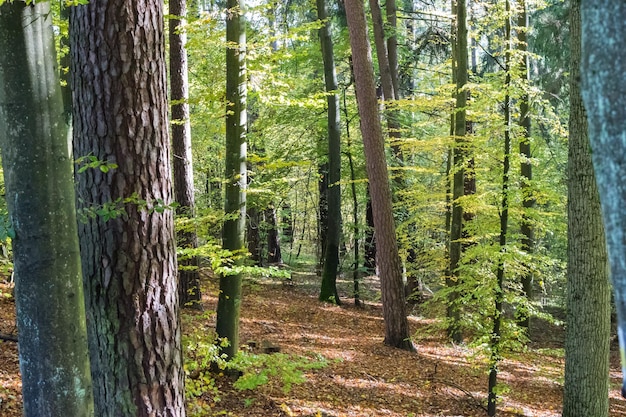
[317,161,329,273]
[216,0,247,360]
[317,0,342,304]
[266,205,282,264]
[70,1,186,415]
[0,3,94,415]
[563,1,611,414]
[364,187,376,274]
[344,0,414,351]
[170,0,201,309]
[247,206,262,265]
[487,3,511,414]
[448,0,468,344]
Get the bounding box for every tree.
[487,2,512,414]
[0,3,94,416]
[448,0,468,344]
[562,1,611,414]
[517,0,534,330]
[70,1,186,415]
[215,0,247,360]
[344,0,414,351]
[317,0,342,304]
[170,0,202,308]
[579,0,624,404]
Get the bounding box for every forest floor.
[1,268,625,416]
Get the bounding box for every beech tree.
[344,0,413,351]
[317,0,342,304]
[0,2,93,416]
[580,0,626,402]
[70,0,186,414]
[215,0,247,359]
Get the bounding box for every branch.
[0,333,18,343]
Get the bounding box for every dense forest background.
[0,0,623,416]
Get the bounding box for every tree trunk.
[216,0,247,360]
[70,1,185,415]
[170,0,201,309]
[364,187,376,274]
[563,1,611,414]
[344,0,414,351]
[517,0,534,330]
[266,205,282,264]
[0,3,94,416]
[317,161,329,274]
[317,0,342,304]
[487,3,511,414]
[448,0,468,344]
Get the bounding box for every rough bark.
[344,0,414,351]
[170,0,201,308]
[317,0,342,304]
[0,3,94,416]
[563,1,611,414]
[448,0,467,344]
[70,1,185,415]
[216,0,247,360]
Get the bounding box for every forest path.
[0,274,625,416]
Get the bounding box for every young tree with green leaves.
[317,0,342,305]
[0,2,93,416]
[216,0,247,360]
[70,0,186,414]
[344,0,414,351]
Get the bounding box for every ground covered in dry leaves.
[1,272,625,416]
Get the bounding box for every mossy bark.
[563,2,610,415]
[0,3,93,416]
[216,0,247,360]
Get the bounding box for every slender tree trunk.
[317,0,342,304]
[487,3,511,414]
[266,205,282,264]
[70,1,185,415]
[385,0,400,99]
[216,0,247,360]
[344,0,414,351]
[0,4,94,415]
[448,0,467,344]
[170,0,201,308]
[517,0,534,329]
[563,2,610,414]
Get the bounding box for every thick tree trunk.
[344,0,414,351]
[448,0,468,344]
[317,161,329,273]
[563,2,611,414]
[70,1,185,415]
[216,0,247,360]
[0,4,94,416]
[170,0,201,308]
[317,0,342,304]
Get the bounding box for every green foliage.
[226,351,328,394]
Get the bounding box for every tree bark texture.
[563,1,611,413]
[317,0,342,304]
[216,0,247,360]
[170,0,202,308]
[448,0,468,344]
[70,1,185,415]
[344,0,413,350]
[0,3,94,416]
